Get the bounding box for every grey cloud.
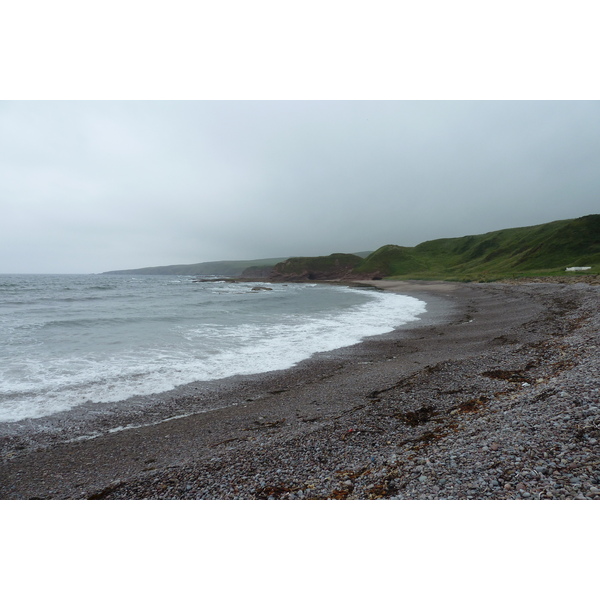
[0,101,598,273]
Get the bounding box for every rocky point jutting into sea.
[1,277,598,500]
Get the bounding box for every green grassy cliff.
[354,214,600,281]
[103,215,599,281]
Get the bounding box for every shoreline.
[0,279,450,456]
[1,280,599,499]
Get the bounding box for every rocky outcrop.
[268,253,366,281]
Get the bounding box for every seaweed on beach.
[452,395,490,414]
[367,475,399,499]
[328,488,352,499]
[481,369,531,383]
[396,405,437,426]
[327,467,372,499]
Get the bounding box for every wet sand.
[1,280,598,499]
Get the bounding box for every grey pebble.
[25,283,600,502]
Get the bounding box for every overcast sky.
[1,100,598,273]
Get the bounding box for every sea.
[0,274,427,424]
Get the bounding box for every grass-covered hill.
[354,214,600,281]
[102,216,598,282]
[265,215,599,282]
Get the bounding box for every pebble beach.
[1,279,599,500]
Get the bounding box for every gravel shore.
[1,279,598,500]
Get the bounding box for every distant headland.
[103,215,599,282]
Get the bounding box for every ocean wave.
[0,277,426,422]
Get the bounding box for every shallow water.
[0,274,426,422]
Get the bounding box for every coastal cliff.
[266,253,366,281]
[253,214,600,282]
[104,214,599,282]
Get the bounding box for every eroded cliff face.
[265,253,372,281]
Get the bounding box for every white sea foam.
[0,278,425,422]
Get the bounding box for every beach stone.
[5,279,600,501]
